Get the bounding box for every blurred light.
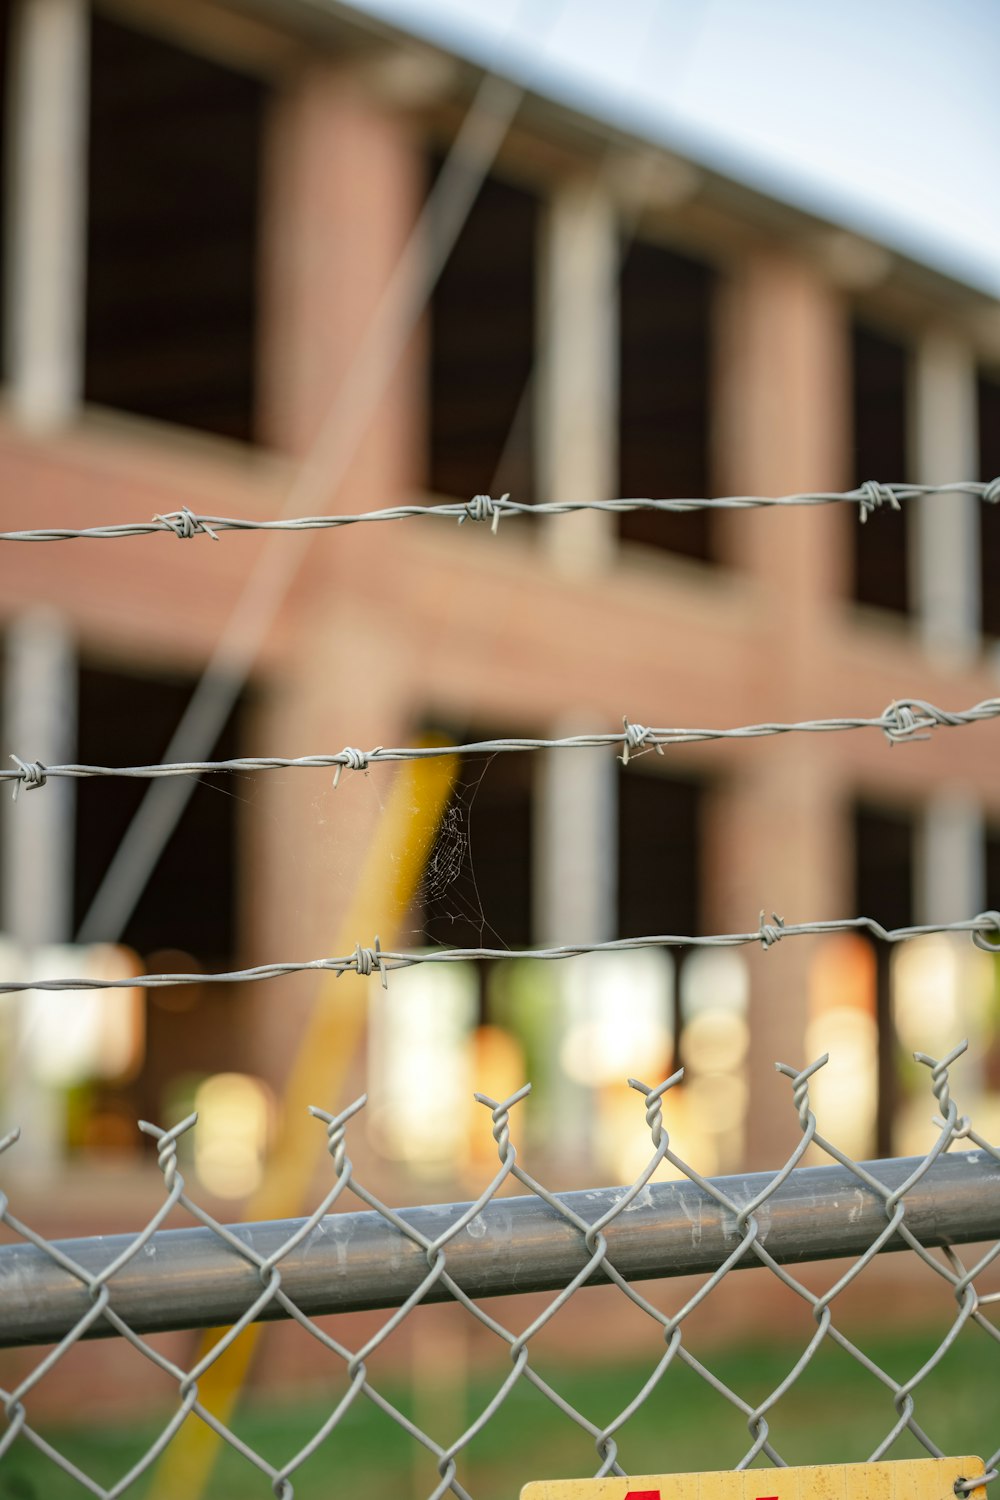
[686,1072,748,1137]
[680,948,749,1019]
[682,1009,749,1075]
[892,935,995,1156]
[809,933,875,1017]
[369,963,476,1173]
[471,1024,524,1111]
[806,936,878,1159]
[679,949,750,1171]
[23,943,143,1086]
[893,935,992,1055]
[558,949,672,1087]
[805,1007,878,1159]
[145,950,202,1013]
[893,935,960,1049]
[194,1073,272,1199]
[598,1080,667,1184]
[89,945,144,1080]
[467,1024,525,1172]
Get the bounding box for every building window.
[428,166,537,505]
[71,663,245,1147]
[74,664,242,960]
[617,766,701,944]
[613,767,745,1176]
[618,240,716,561]
[979,371,1000,640]
[420,743,533,955]
[988,828,1000,916]
[84,14,266,442]
[851,813,1000,1160]
[851,324,911,614]
[853,802,914,1155]
[371,738,536,1179]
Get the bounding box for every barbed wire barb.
[3,693,999,795]
[1,479,998,543]
[4,911,1000,993]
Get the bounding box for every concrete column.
[257,66,425,470]
[917,793,984,926]
[534,729,616,947]
[910,332,979,661]
[533,721,617,1156]
[713,251,849,597]
[1,609,77,1171]
[704,752,851,1168]
[914,793,986,1097]
[709,251,852,1167]
[249,69,426,1090]
[2,610,77,945]
[537,173,618,577]
[5,0,89,429]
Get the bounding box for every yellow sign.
[523,1458,987,1500]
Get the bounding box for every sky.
[349,0,1000,298]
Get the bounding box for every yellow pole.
[148,751,458,1499]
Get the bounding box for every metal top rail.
[2,1147,997,1350]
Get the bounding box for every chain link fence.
[2,1040,999,1498]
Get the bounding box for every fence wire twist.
[3,910,999,994]
[1,1042,999,1497]
[1,479,998,544]
[4,694,999,799]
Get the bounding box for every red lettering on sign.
[624,1492,661,1500]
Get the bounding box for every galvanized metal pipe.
[1,1150,997,1348]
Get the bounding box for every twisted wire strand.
[3,910,998,993]
[1,479,998,543]
[4,694,997,796]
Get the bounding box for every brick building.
[0,0,999,1230]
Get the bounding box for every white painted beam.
[1,609,77,1173]
[910,332,979,660]
[917,792,984,927]
[5,0,90,429]
[537,173,618,576]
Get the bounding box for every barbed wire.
[1,1042,999,1497]
[5,694,998,799]
[3,911,998,994]
[2,479,999,544]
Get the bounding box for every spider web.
[409,753,507,950]
[306,749,512,951]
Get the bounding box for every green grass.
[1,1329,995,1500]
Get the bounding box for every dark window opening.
[72,664,246,1149]
[74,664,243,965]
[84,14,265,442]
[978,373,1000,639]
[852,324,911,614]
[854,802,915,1154]
[420,734,534,1047]
[618,240,715,561]
[618,769,701,937]
[421,742,533,1008]
[618,768,702,1065]
[987,827,1000,1099]
[429,165,537,505]
[988,828,1000,914]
